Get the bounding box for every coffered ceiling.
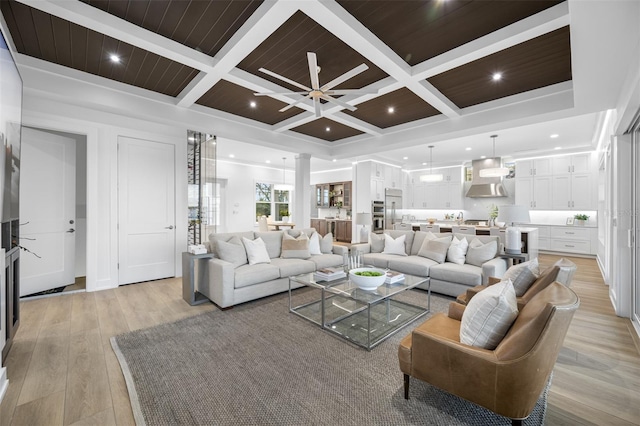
[0,0,635,169]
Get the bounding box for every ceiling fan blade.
[320,63,369,91]
[314,98,321,118]
[325,89,378,96]
[254,91,309,96]
[259,67,311,92]
[307,52,320,91]
[279,94,312,113]
[320,94,357,111]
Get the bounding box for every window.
[255,182,291,221]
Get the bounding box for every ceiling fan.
[254,52,374,118]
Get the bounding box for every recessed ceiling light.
[229,154,235,158]
[109,54,120,63]
[480,155,487,159]
[266,160,271,163]
[492,72,502,81]
[188,137,195,141]
[465,147,472,151]
[332,159,337,162]
[550,134,559,138]
[403,156,408,160]
[326,127,330,132]
[422,162,427,166]
[388,107,395,113]
[554,146,562,150]
[250,101,257,108]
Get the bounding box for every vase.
[282,216,290,223]
[576,219,585,226]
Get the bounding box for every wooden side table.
[500,252,530,266]
[182,252,214,306]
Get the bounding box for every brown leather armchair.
[399,282,579,425]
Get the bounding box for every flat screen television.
[0,27,23,250]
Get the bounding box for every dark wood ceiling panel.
[1,0,199,97]
[290,118,364,142]
[343,88,441,128]
[428,26,572,109]
[196,80,304,125]
[81,0,263,56]
[338,0,564,66]
[237,11,388,92]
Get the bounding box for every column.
[294,154,311,229]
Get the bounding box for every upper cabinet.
[406,166,463,209]
[516,158,553,177]
[316,181,352,208]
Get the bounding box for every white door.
[118,137,175,285]
[19,128,76,296]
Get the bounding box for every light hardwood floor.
[0,254,638,425]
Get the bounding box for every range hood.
[465,158,508,198]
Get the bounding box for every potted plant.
[280,209,290,222]
[574,213,589,226]
[488,204,499,227]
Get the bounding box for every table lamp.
[356,212,372,243]
[497,205,530,254]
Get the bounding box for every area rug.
[111,290,548,425]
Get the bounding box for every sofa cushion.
[209,231,254,257]
[242,237,271,265]
[309,253,343,270]
[460,279,519,350]
[214,236,247,268]
[411,231,436,255]
[281,233,311,259]
[447,236,469,265]
[234,263,280,288]
[369,232,385,253]
[388,255,438,277]
[418,235,452,263]
[382,233,407,256]
[503,258,540,297]
[309,232,322,255]
[320,233,334,254]
[361,253,392,268]
[287,228,315,238]
[269,258,316,277]
[385,230,415,255]
[430,262,483,286]
[465,238,498,267]
[254,231,284,258]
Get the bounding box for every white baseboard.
[0,367,8,405]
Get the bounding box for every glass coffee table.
[289,271,430,350]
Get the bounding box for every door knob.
[67,228,75,233]
[165,225,174,230]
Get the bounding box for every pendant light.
[274,157,294,191]
[419,146,443,182]
[479,134,509,178]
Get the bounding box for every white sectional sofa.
[351,230,508,297]
[201,228,347,308]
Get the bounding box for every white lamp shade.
[497,205,530,226]
[479,167,510,178]
[505,227,522,254]
[356,213,372,225]
[419,173,443,182]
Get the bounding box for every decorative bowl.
[427,218,436,224]
[349,267,387,290]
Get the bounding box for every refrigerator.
[384,188,402,230]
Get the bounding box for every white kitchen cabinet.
[442,166,462,183]
[551,172,592,209]
[412,183,427,208]
[515,175,552,209]
[552,153,591,175]
[385,166,402,189]
[371,179,384,201]
[534,224,596,255]
[516,158,553,177]
[372,162,385,180]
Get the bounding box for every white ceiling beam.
[412,2,570,80]
[300,1,461,119]
[176,1,298,107]
[17,0,217,71]
[325,113,383,136]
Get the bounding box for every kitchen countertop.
[409,223,539,232]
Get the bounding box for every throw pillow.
[241,237,271,265]
[215,236,247,268]
[309,232,322,255]
[460,279,519,350]
[447,236,469,265]
[502,258,540,297]
[320,233,334,254]
[382,233,407,256]
[465,238,498,267]
[281,233,311,259]
[369,232,385,253]
[411,231,437,255]
[417,235,452,263]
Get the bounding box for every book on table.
[314,267,346,281]
[385,271,405,284]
